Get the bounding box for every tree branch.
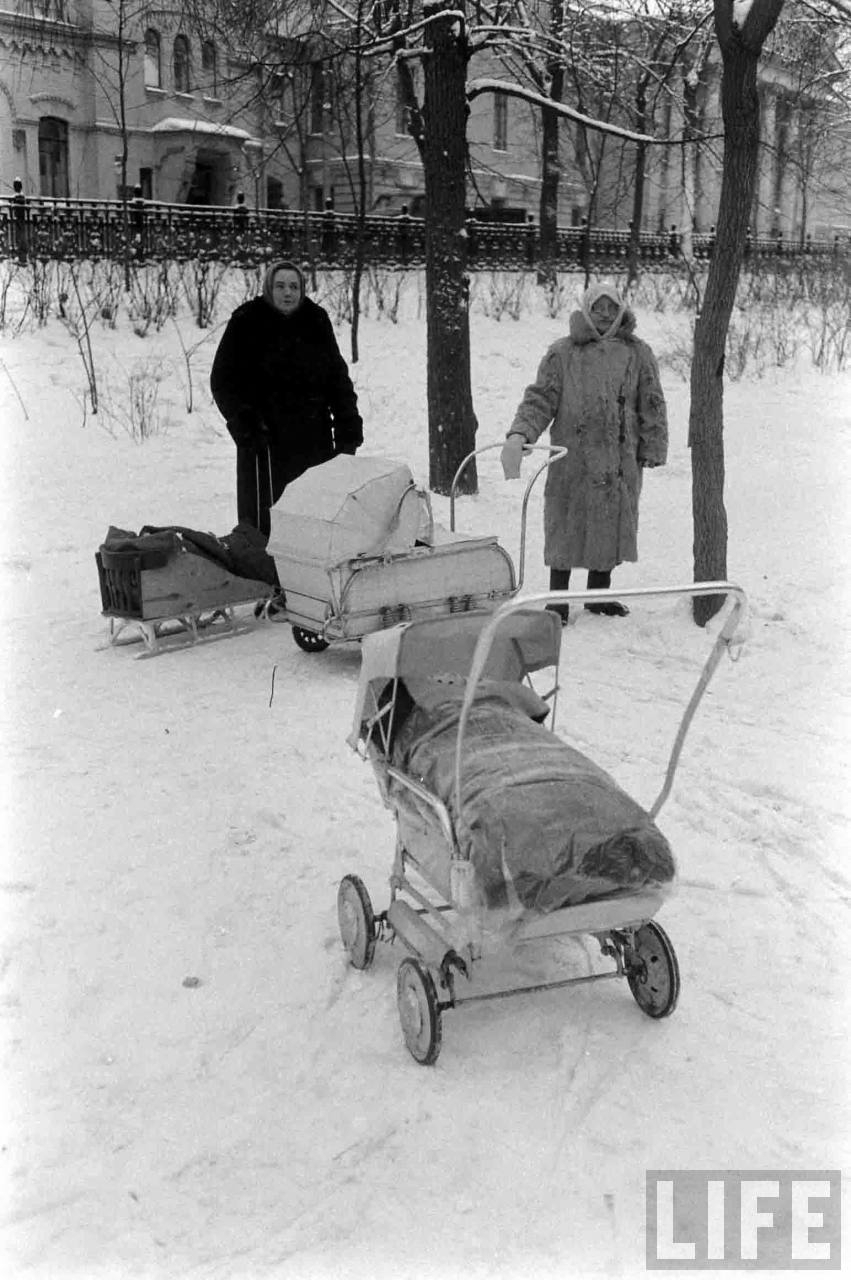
[466,76,682,144]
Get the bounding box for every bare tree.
[196,0,672,492]
[689,0,785,626]
[766,14,851,244]
[422,1,479,491]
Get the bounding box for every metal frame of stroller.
[339,581,748,1064]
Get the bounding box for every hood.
[580,282,627,340]
[569,304,636,345]
[262,260,306,312]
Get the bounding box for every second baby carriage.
[340,583,748,1064]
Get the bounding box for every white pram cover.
[268,454,432,566]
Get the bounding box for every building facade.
[0,1,264,204]
[1,2,847,241]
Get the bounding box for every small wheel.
[292,625,330,653]
[337,875,376,970]
[397,958,443,1065]
[623,921,680,1019]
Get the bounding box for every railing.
[1,194,846,270]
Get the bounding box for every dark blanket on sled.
[100,522,278,586]
[388,679,675,913]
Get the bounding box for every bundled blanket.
[389,677,675,914]
[100,522,278,587]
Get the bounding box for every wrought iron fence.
[1,191,846,271]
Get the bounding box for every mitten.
[501,433,527,480]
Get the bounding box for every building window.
[144,29,161,88]
[395,67,410,136]
[310,63,325,134]
[201,41,217,94]
[493,91,507,152]
[173,35,191,94]
[139,167,153,199]
[38,116,69,197]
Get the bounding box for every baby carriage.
[265,444,564,652]
[340,582,748,1064]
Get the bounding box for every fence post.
[525,213,536,269]
[396,204,411,266]
[131,184,147,263]
[321,197,336,261]
[12,177,27,263]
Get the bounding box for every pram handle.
[452,581,749,833]
[449,444,568,592]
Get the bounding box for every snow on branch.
[323,0,468,57]
[466,78,672,145]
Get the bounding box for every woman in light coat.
[502,283,667,619]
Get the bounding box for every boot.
[584,569,629,617]
[585,600,630,617]
[547,568,571,624]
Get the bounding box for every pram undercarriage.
[340,583,747,1064]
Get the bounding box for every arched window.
[201,41,217,94]
[309,63,325,134]
[493,91,508,152]
[395,66,410,136]
[38,116,69,198]
[144,29,161,89]
[173,35,191,94]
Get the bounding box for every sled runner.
[339,582,748,1064]
[266,446,563,652]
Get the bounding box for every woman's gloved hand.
[500,433,527,480]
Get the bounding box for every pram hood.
[268,453,432,567]
[349,608,561,750]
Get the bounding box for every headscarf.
[581,282,626,340]
[262,260,306,311]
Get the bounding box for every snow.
[1,274,849,1280]
[732,0,754,30]
[150,119,257,141]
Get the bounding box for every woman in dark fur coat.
[211,260,363,538]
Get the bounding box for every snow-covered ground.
[1,274,849,1280]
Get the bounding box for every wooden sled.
[96,542,273,655]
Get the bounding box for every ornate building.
[0,1,264,203]
[1,3,847,241]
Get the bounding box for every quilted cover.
[388,680,676,914]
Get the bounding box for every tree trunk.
[538,88,562,284]
[423,2,478,495]
[689,2,784,625]
[349,7,368,365]
[627,83,648,288]
[537,0,565,285]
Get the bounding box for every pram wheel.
[292,625,330,653]
[337,875,377,970]
[397,958,442,1066]
[621,921,680,1019]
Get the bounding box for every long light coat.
[510,308,668,571]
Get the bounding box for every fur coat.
[509,308,668,570]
